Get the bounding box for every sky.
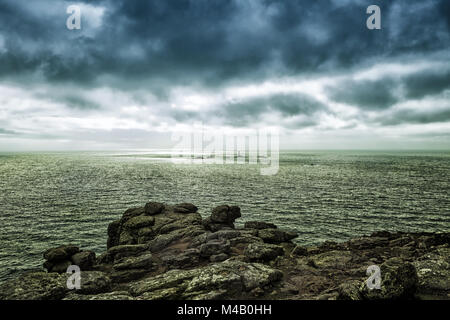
[0,0,449,151]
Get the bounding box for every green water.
[0,151,449,283]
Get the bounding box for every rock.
[71,251,96,270]
[207,205,241,229]
[105,244,149,263]
[210,253,229,263]
[291,245,308,256]
[129,260,282,299]
[244,243,284,262]
[50,260,73,273]
[113,253,155,270]
[64,291,135,300]
[308,250,353,269]
[244,221,277,230]
[148,232,185,252]
[144,202,165,215]
[413,246,450,295]
[199,240,231,258]
[43,245,80,263]
[337,280,363,300]
[361,258,418,300]
[110,269,150,283]
[173,203,198,213]
[0,272,68,300]
[161,249,200,269]
[67,271,112,295]
[107,220,121,249]
[123,215,155,229]
[207,230,241,241]
[348,237,390,250]
[257,229,298,244]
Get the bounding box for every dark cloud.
[216,93,326,127]
[378,108,450,126]
[403,70,450,99]
[327,78,399,110]
[0,0,449,90]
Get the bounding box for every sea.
[0,150,449,283]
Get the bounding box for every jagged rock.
[160,249,200,269]
[110,269,150,283]
[199,240,231,258]
[71,251,96,270]
[291,245,308,256]
[308,250,353,269]
[113,253,155,270]
[348,237,390,250]
[144,202,165,215]
[211,205,241,223]
[123,215,155,229]
[43,245,80,263]
[244,221,277,229]
[245,243,284,262]
[129,260,283,299]
[210,253,229,263]
[257,228,298,244]
[0,272,68,300]
[50,260,72,273]
[148,232,185,252]
[360,258,418,300]
[413,246,450,295]
[105,244,149,263]
[123,207,145,220]
[337,280,363,300]
[68,271,112,295]
[207,229,241,241]
[107,220,121,249]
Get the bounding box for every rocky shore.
[1,202,449,300]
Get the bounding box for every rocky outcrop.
[43,245,96,273]
[0,201,448,300]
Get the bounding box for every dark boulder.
[144,202,165,215]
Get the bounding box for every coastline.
[1,202,448,300]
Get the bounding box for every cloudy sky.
[0,0,449,151]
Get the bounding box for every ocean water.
[0,151,449,283]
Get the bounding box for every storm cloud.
[0,0,449,150]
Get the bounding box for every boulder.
[67,271,112,295]
[244,221,277,230]
[161,249,201,269]
[129,260,283,300]
[144,202,165,215]
[257,229,298,244]
[361,258,418,300]
[71,251,96,270]
[43,245,79,263]
[245,243,284,262]
[199,240,231,258]
[413,246,450,295]
[113,253,155,270]
[50,260,73,273]
[0,272,68,300]
[123,215,155,229]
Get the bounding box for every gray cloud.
[326,78,399,110]
[403,70,450,99]
[0,0,449,149]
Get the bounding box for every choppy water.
[0,151,449,283]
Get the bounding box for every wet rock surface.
[1,202,448,300]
